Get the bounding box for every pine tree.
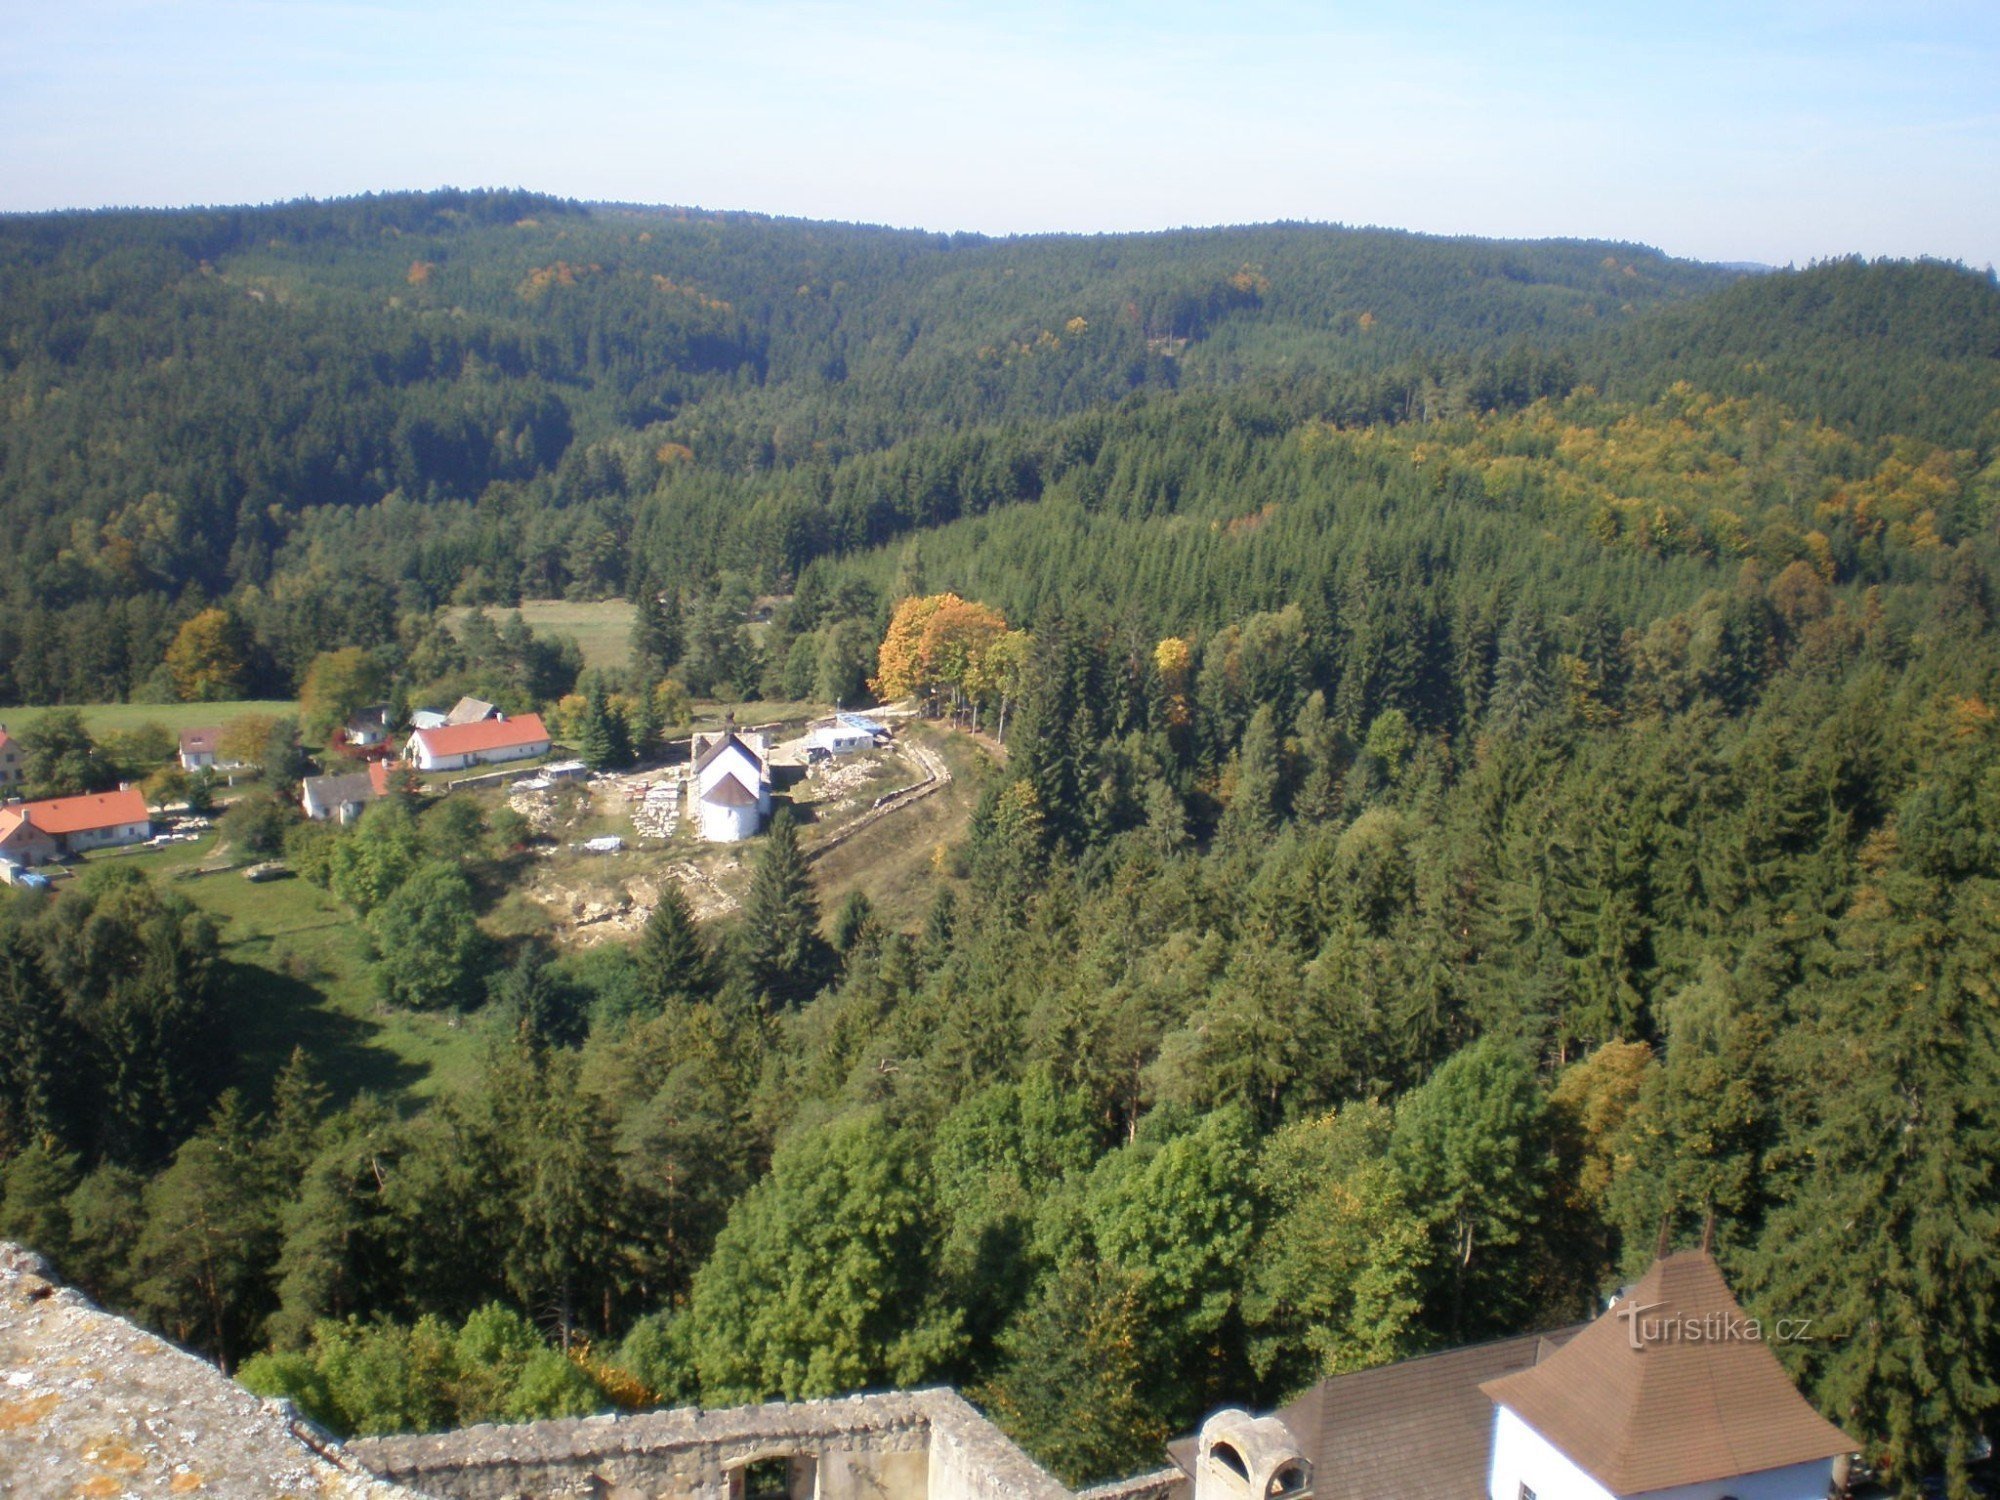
[0,929,75,1154]
[735,814,832,1010]
[1292,689,1344,825]
[0,1142,79,1270]
[494,945,588,1050]
[1219,704,1283,846]
[575,677,631,770]
[132,1091,280,1371]
[635,884,717,1017]
[976,1259,1167,1487]
[1487,604,1555,738]
[1749,767,2000,1497]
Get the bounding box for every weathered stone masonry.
[350,1388,1073,1500]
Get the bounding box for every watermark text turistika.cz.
[1617,1301,1814,1351]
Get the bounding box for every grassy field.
[805,725,989,933]
[81,835,491,1107]
[443,599,635,675]
[0,699,295,739]
[45,709,974,1109]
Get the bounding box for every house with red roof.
[0,786,153,866]
[404,713,551,773]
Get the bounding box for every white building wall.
[1632,1459,1836,1500]
[66,822,149,852]
[478,739,548,765]
[812,726,874,756]
[1489,1407,1836,1500]
[700,800,761,843]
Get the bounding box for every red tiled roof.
[1481,1251,1855,1493]
[412,713,549,759]
[179,727,223,754]
[18,787,151,835]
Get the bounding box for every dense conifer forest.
[3,189,2000,1497]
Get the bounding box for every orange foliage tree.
[873,593,1013,725]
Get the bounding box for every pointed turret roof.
[702,771,760,807]
[1480,1250,1854,1495]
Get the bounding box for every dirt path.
[804,737,950,863]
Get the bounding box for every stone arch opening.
[727,1452,818,1500]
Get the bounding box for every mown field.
[80,834,492,1106]
[0,699,296,739]
[443,599,635,675]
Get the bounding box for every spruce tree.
[635,884,717,1017]
[734,814,831,1011]
[1749,763,2000,1497]
[1219,704,1283,846]
[1486,604,1555,738]
[0,929,75,1154]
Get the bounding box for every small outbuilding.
[810,711,889,757]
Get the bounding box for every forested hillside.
[0,190,1722,702]
[3,190,2000,1498]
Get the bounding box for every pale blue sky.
[4,1,1995,267]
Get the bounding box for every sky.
[3,0,1996,268]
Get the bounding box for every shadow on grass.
[214,957,425,1108]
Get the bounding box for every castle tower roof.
[1480,1250,1854,1494]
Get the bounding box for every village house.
[0,727,22,792]
[0,786,153,867]
[301,761,394,823]
[344,704,393,748]
[405,712,550,773]
[692,726,773,842]
[177,726,249,773]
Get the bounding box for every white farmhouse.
[405,713,551,773]
[301,762,393,823]
[691,727,772,842]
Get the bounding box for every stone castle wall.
[350,1387,1074,1500]
[0,1241,420,1499]
[1,1239,1094,1500]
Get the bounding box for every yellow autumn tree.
[872,594,951,700]
[976,629,1033,742]
[165,609,249,702]
[920,597,1008,718]
[873,593,1014,724]
[1154,637,1194,728]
